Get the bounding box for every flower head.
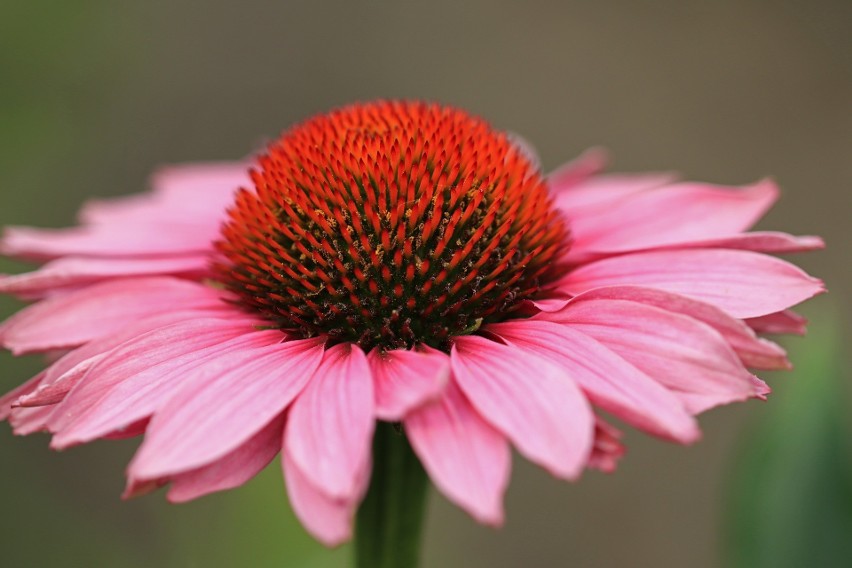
[0,101,824,545]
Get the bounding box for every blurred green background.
[1,1,850,566]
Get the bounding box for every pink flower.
[0,101,823,545]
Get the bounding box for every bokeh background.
[1,1,850,566]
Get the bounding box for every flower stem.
[354,422,429,568]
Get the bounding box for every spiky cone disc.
[216,101,570,350]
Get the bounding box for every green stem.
[354,422,430,568]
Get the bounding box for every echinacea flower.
[0,101,823,549]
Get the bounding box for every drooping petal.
[285,344,375,500]
[557,248,824,319]
[487,319,699,443]
[128,336,324,480]
[746,310,809,335]
[0,277,224,354]
[0,255,210,296]
[539,297,766,414]
[47,317,265,442]
[283,449,369,547]
[15,309,232,408]
[567,180,779,259]
[451,335,594,480]
[163,414,285,503]
[554,286,791,370]
[367,345,449,420]
[404,381,510,526]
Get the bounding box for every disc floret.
[216,101,569,350]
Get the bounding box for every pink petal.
[587,417,625,473]
[1,225,215,260]
[82,163,246,229]
[149,162,250,209]
[129,337,324,480]
[285,344,375,500]
[451,335,594,479]
[0,373,44,420]
[648,232,825,255]
[567,179,779,259]
[367,345,449,421]
[405,381,510,526]
[746,310,808,335]
[103,418,148,440]
[76,191,156,226]
[557,248,824,319]
[552,173,676,219]
[2,163,250,261]
[16,308,231,408]
[539,297,765,414]
[283,448,368,547]
[487,319,699,443]
[0,256,210,296]
[547,147,608,192]
[557,286,790,370]
[164,414,285,503]
[0,277,224,355]
[48,317,265,442]
[9,405,55,435]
